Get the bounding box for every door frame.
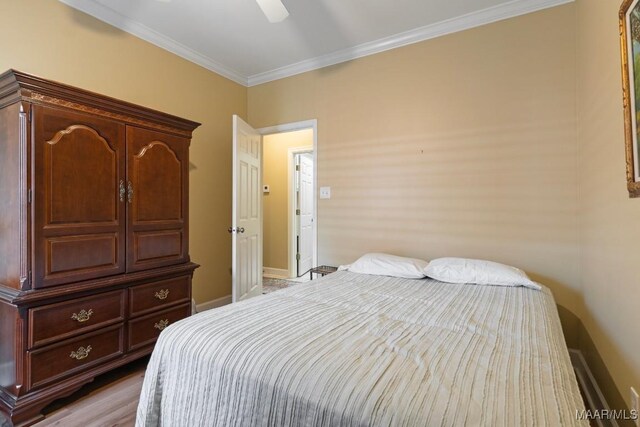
[258,119,318,278]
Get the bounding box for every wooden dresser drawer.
[29,290,126,348]
[129,275,190,317]
[27,325,124,390]
[127,303,190,351]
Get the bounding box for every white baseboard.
[195,294,232,313]
[263,267,290,279]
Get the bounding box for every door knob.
[238,227,245,233]
[228,227,235,233]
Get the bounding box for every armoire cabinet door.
[33,106,126,288]
[126,127,189,272]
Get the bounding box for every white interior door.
[297,153,314,275]
[232,115,262,302]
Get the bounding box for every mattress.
[136,271,586,426]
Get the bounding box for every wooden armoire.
[0,70,200,426]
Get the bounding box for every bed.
[136,270,586,426]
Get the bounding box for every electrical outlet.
[319,186,331,199]
[631,387,639,426]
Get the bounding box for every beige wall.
[0,0,247,303]
[3,0,636,410]
[576,0,640,409]
[249,5,582,314]
[263,130,313,273]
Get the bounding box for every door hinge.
[28,270,32,284]
[26,105,32,123]
[27,189,32,204]
[296,253,300,261]
[295,165,300,171]
[295,209,300,215]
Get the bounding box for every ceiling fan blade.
[255,0,289,23]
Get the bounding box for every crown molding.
[58,0,572,88]
[247,0,573,86]
[58,0,249,86]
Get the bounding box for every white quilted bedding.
[136,271,585,426]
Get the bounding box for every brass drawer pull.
[71,309,93,323]
[154,319,169,331]
[154,289,170,300]
[69,345,92,360]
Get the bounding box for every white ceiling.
[59,0,570,86]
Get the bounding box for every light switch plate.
[320,186,331,199]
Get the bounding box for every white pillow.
[424,257,541,290]
[348,253,428,279]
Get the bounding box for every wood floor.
[0,358,148,427]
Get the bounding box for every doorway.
[260,121,317,279]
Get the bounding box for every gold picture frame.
[620,0,640,197]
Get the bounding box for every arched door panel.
[126,126,189,272]
[33,106,126,288]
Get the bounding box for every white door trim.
[258,120,318,277]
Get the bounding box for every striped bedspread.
[136,271,586,426]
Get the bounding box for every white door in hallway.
[297,152,314,276]
[231,115,262,302]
